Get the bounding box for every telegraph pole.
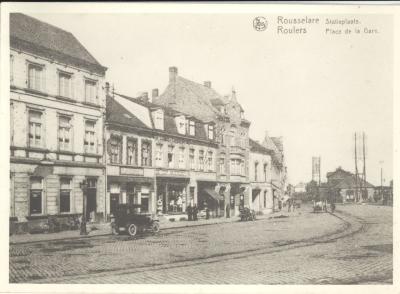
[362,132,367,200]
[354,133,359,202]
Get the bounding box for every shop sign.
[156,169,189,178]
[120,167,144,176]
[196,172,217,181]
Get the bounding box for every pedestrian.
[193,204,198,221]
[287,198,292,212]
[186,204,193,221]
[226,204,230,218]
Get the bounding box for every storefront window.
[30,177,43,215]
[167,186,185,213]
[60,178,71,213]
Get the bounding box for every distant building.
[294,182,307,193]
[10,14,107,230]
[249,139,273,214]
[326,167,374,202]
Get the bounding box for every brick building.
[105,91,218,218]
[10,13,107,231]
[153,67,251,217]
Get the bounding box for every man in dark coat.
[193,204,198,221]
[186,204,193,221]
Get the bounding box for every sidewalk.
[9,211,291,245]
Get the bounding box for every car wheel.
[152,222,160,233]
[128,223,137,237]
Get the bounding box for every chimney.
[204,81,211,88]
[231,86,237,101]
[105,82,110,96]
[169,66,178,83]
[152,88,159,99]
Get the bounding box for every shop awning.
[203,188,220,202]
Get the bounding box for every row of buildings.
[9,14,287,231]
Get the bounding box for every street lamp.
[79,180,88,235]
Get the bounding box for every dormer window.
[152,109,164,130]
[175,115,186,135]
[208,125,214,140]
[189,121,195,136]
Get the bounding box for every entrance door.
[110,194,119,215]
[86,188,97,221]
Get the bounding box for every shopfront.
[156,169,190,215]
[197,181,220,217]
[107,176,154,216]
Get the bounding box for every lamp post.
[80,180,88,235]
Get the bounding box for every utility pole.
[362,132,367,200]
[354,133,359,202]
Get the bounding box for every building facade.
[153,67,251,217]
[326,167,375,203]
[249,139,274,214]
[105,92,218,218]
[10,13,107,231]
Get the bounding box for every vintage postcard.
[0,2,399,294]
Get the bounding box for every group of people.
[186,204,199,221]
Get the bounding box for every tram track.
[33,209,366,284]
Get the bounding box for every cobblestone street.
[9,204,392,284]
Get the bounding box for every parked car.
[111,204,160,237]
[239,207,256,221]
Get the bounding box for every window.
[168,145,174,168]
[30,177,43,215]
[208,125,214,140]
[85,79,97,104]
[255,162,259,181]
[207,151,213,171]
[58,116,71,151]
[84,120,96,153]
[141,140,152,166]
[178,147,185,169]
[230,159,244,175]
[199,150,204,171]
[28,63,44,91]
[189,121,195,136]
[58,72,73,98]
[155,143,163,167]
[219,158,225,174]
[189,149,195,170]
[263,164,268,181]
[127,138,138,165]
[28,110,43,148]
[60,178,71,213]
[110,136,122,164]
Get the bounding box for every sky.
[29,13,393,186]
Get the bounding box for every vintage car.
[111,204,160,237]
[239,207,256,221]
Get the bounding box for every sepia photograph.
[1,2,398,292]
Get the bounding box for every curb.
[10,215,273,245]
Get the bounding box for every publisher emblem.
[253,17,268,31]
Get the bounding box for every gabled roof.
[10,13,106,75]
[271,137,283,152]
[106,96,150,130]
[108,93,212,142]
[249,138,272,155]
